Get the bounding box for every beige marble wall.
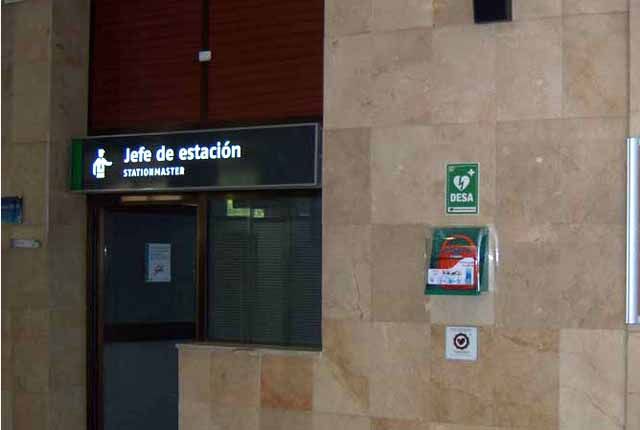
[2,0,89,429]
[322,1,630,428]
[181,0,636,429]
[2,3,51,429]
[179,1,634,429]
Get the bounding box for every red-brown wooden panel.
[208,0,324,125]
[90,0,202,134]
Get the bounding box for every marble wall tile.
[371,123,496,225]
[1,70,14,144]
[2,310,13,392]
[50,340,84,391]
[323,225,372,321]
[2,252,49,311]
[326,0,371,37]
[560,117,626,222]
[428,293,495,326]
[370,376,427,421]
[559,329,625,430]
[14,392,47,430]
[2,3,16,62]
[11,0,50,64]
[370,126,436,224]
[564,0,628,14]
[513,0,562,20]
[371,224,427,322]
[371,59,431,127]
[373,418,429,430]
[314,320,370,415]
[51,0,90,68]
[11,62,50,144]
[629,332,640,394]
[210,351,259,409]
[632,112,640,136]
[323,128,371,226]
[496,224,626,329]
[49,224,86,309]
[627,393,640,430]
[430,325,495,426]
[433,0,474,27]
[49,307,84,389]
[369,323,430,419]
[627,331,640,430]
[496,19,562,121]
[261,355,314,411]
[180,349,212,429]
[260,409,312,430]
[497,119,563,227]
[432,25,495,124]
[491,328,559,428]
[312,413,372,430]
[371,29,431,126]
[496,118,626,226]
[370,0,433,32]
[429,425,501,430]
[11,309,49,340]
[49,387,84,430]
[372,29,431,73]
[179,349,211,403]
[325,35,374,129]
[211,406,259,430]
[2,388,13,430]
[49,62,89,145]
[180,400,211,430]
[13,339,49,393]
[49,191,86,230]
[563,13,628,117]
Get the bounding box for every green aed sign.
[446,163,479,214]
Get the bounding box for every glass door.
[89,197,202,430]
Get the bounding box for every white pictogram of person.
[92,148,112,179]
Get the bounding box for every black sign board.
[71,123,321,193]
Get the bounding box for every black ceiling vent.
[473,0,512,23]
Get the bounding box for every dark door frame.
[86,193,207,430]
[86,189,320,429]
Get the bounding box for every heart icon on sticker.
[453,175,470,192]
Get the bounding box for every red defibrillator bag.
[433,234,478,290]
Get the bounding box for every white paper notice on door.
[146,243,171,283]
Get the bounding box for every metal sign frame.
[71,122,321,194]
[627,137,639,325]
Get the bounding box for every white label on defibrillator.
[428,257,475,286]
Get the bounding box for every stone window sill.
[176,342,321,357]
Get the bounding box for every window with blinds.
[207,194,321,348]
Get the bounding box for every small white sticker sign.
[445,326,478,361]
[146,243,171,283]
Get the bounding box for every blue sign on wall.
[71,123,321,193]
[2,197,23,224]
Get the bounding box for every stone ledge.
[176,342,322,357]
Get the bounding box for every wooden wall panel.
[90,0,202,134]
[89,0,323,133]
[207,0,324,125]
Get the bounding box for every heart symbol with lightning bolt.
[453,175,470,192]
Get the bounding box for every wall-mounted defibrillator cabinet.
[424,226,498,296]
